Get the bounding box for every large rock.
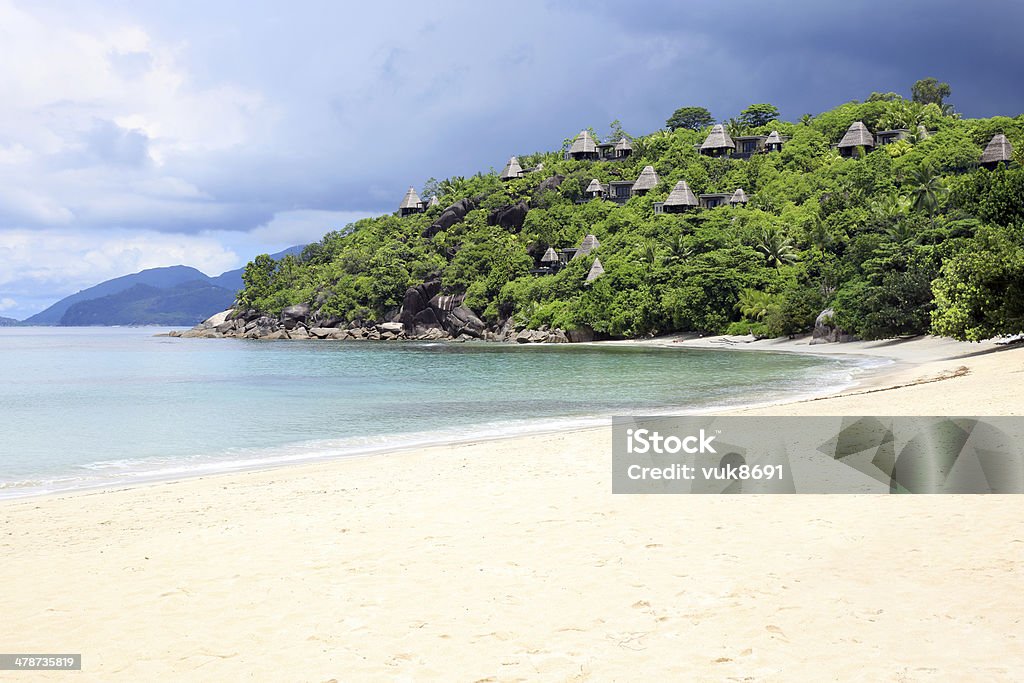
[488,200,529,233]
[532,175,565,203]
[400,280,443,331]
[377,322,404,334]
[810,308,856,344]
[423,198,476,238]
[443,305,486,338]
[280,303,311,330]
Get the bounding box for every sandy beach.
[3,336,1024,681]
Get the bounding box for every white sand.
[3,337,1024,681]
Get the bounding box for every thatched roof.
[664,180,698,207]
[585,179,604,194]
[569,130,597,155]
[574,234,600,258]
[631,165,659,193]
[399,186,422,210]
[500,156,523,180]
[586,257,605,282]
[615,137,632,152]
[838,121,874,148]
[981,133,1013,164]
[765,130,783,145]
[427,195,440,207]
[730,188,749,204]
[700,124,735,151]
[541,247,559,263]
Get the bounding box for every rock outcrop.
[422,198,476,238]
[488,200,529,233]
[810,308,856,344]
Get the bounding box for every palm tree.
[438,176,468,198]
[663,234,693,266]
[737,289,773,321]
[909,165,947,216]
[800,113,814,126]
[637,240,661,268]
[726,117,745,140]
[756,228,798,268]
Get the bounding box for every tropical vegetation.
[237,79,1024,342]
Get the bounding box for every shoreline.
[4,337,1024,680]
[0,334,1006,504]
[0,335,894,504]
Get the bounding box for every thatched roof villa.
[631,166,659,196]
[399,187,423,216]
[575,234,601,258]
[980,133,1014,169]
[837,121,875,157]
[699,124,736,157]
[764,130,784,152]
[661,180,698,213]
[584,179,605,198]
[730,188,749,205]
[566,130,599,161]
[500,156,524,181]
[586,256,605,283]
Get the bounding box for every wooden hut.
[662,180,698,213]
[733,135,766,158]
[875,129,909,146]
[700,124,735,157]
[399,187,423,216]
[573,234,601,259]
[764,130,784,152]
[500,156,524,181]
[607,180,634,204]
[614,137,633,159]
[584,179,605,199]
[586,257,605,283]
[729,188,749,206]
[837,121,874,157]
[567,130,599,161]
[631,165,659,196]
[980,133,1014,169]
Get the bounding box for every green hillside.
[236,85,1024,342]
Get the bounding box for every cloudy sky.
[1,0,1022,319]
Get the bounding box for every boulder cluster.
[172,279,581,344]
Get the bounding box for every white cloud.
[0,297,16,311]
[0,227,239,298]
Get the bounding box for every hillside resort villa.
[396,124,1014,281]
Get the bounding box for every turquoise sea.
[0,327,881,498]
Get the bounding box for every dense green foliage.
[665,106,714,132]
[237,90,1024,341]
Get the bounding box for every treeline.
[238,84,1024,342]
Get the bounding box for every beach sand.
[3,337,1024,681]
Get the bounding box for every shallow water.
[0,327,878,497]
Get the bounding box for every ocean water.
[0,327,881,498]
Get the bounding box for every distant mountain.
[22,245,305,326]
[0,316,20,326]
[24,265,212,325]
[59,281,237,326]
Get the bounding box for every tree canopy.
[235,96,1024,343]
[739,103,780,129]
[911,77,952,107]
[666,106,713,131]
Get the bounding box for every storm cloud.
[1,0,1022,319]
